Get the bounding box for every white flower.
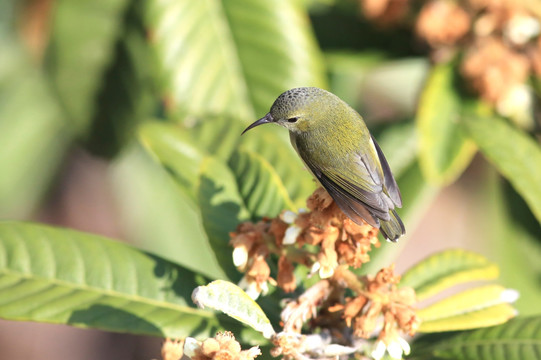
[283,225,302,245]
[280,210,303,245]
[183,337,200,358]
[504,14,540,45]
[496,84,534,130]
[371,336,410,360]
[238,275,268,300]
[281,210,298,224]
[233,246,249,268]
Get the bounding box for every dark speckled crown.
[270,87,328,117]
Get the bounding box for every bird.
[241,87,405,241]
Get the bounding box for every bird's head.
[242,87,333,135]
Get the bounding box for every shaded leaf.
[463,111,541,224]
[85,1,156,158]
[412,316,541,360]
[110,146,225,279]
[0,222,261,342]
[46,0,130,133]
[197,157,251,280]
[139,122,249,280]
[400,249,499,301]
[0,39,71,218]
[416,62,476,185]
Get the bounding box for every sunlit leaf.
[193,280,275,339]
[400,249,499,301]
[463,111,541,224]
[416,62,476,185]
[418,285,518,332]
[0,222,262,342]
[145,0,325,121]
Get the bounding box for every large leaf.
[411,316,541,360]
[482,169,541,315]
[110,146,226,279]
[229,146,297,219]
[416,62,476,185]
[46,0,131,133]
[0,39,71,218]
[400,249,499,301]
[0,222,262,342]
[140,122,249,280]
[146,0,326,122]
[463,112,541,224]
[84,1,156,158]
[418,285,517,332]
[241,127,316,210]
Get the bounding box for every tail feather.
[379,209,405,242]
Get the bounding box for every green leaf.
[0,222,262,342]
[110,146,226,279]
[229,146,297,219]
[463,111,541,224]
[0,39,71,218]
[416,62,476,185]
[193,280,275,338]
[46,0,131,134]
[84,1,156,158]
[418,285,518,332]
[241,127,315,210]
[139,122,249,280]
[412,316,541,360]
[139,122,204,203]
[197,157,251,280]
[145,0,326,121]
[481,168,541,315]
[400,249,499,301]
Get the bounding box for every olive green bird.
[242,87,405,241]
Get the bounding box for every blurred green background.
[1,0,540,358]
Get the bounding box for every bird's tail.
[379,209,405,242]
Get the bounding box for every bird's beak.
[241,113,274,135]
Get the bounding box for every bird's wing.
[295,135,401,226]
[370,134,402,207]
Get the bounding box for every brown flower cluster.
[337,265,419,339]
[360,0,541,123]
[182,332,261,360]
[276,265,419,360]
[229,187,380,298]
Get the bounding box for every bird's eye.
[287,117,298,123]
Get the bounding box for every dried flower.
[183,332,261,360]
[416,0,471,47]
[461,37,530,104]
[360,0,410,27]
[161,338,184,360]
[230,187,380,295]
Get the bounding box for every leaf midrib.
[0,268,211,317]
